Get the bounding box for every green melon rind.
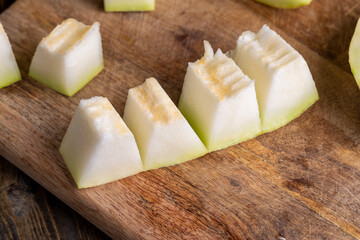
[179,101,261,153]
[254,0,312,9]
[207,125,261,152]
[262,90,319,133]
[104,0,155,12]
[29,63,104,97]
[59,150,142,189]
[0,70,21,88]
[349,18,360,89]
[144,148,208,171]
[77,171,141,189]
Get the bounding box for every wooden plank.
[0,0,359,238]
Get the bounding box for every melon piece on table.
[104,0,155,12]
[60,96,143,189]
[231,25,319,133]
[178,41,261,152]
[29,18,104,96]
[253,0,312,9]
[123,77,207,170]
[349,17,360,89]
[0,22,21,88]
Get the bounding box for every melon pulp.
[231,25,319,133]
[349,17,360,89]
[178,41,261,152]
[123,77,207,170]
[29,18,104,96]
[0,22,21,88]
[59,96,143,189]
[104,0,155,12]
[253,0,312,9]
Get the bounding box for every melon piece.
[104,0,155,12]
[253,0,312,9]
[231,25,319,133]
[60,96,143,189]
[0,22,21,88]
[29,18,104,96]
[349,17,360,89]
[178,41,261,152]
[123,77,207,170]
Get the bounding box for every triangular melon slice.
[349,17,360,89]
[104,0,155,11]
[253,0,312,9]
[60,96,143,189]
[29,18,104,96]
[178,41,261,152]
[123,77,207,170]
[232,25,319,133]
[0,22,21,88]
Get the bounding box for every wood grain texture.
[0,2,108,239]
[0,156,109,240]
[0,0,359,239]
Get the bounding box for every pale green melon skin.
[179,101,261,153]
[180,89,318,150]
[144,149,208,171]
[59,150,142,189]
[0,70,21,88]
[29,63,103,97]
[254,0,312,9]
[261,91,319,133]
[104,0,155,12]
[349,18,360,89]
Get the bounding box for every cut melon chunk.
[123,77,207,170]
[104,0,155,12]
[178,41,261,152]
[0,22,21,88]
[349,17,360,89]
[60,96,143,189]
[231,25,319,133]
[29,18,104,96]
[254,0,312,9]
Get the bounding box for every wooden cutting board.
[0,0,359,239]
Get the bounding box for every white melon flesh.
[104,0,155,11]
[178,41,261,152]
[60,96,143,189]
[349,17,360,89]
[0,22,21,88]
[123,78,207,170]
[29,18,104,96]
[231,25,319,133]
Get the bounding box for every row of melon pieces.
[60,25,319,188]
[0,19,104,96]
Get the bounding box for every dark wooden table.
[0,1,107,239]
[0,156,109,239]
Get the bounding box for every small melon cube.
[60,96,143,189]
[123,78,207,170]
[104,0,155,12]
[0,22,21,88]
[349,17,360,89]
[178,41,261,152]
[232,25,319,133]
[29,18,104,96]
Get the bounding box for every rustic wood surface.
[0,156,109,240]
[0,1,108,239]
[0,0,359,239]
